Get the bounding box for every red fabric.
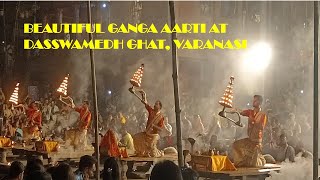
[241,109,267,142]
[100,129,121,157]
[75,106,91,130]
[145,104,164,134]
[165,136,174,146]
[27,108,42,126]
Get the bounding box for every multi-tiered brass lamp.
[218,76,243,127]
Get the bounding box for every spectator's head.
[102,157,119,180]
[181,167,199,180]
[120,127,127,136]
[79,155,96,178]
[278,133,288,146]
[8,161,24,180]
[150,160,182,180]
[25,158,44,178]
[210,135,218,144]
[52,163,75,180]
[26,170,52,180]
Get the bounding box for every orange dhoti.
[232,138,266,167]
[133,132,163,157]
[69,106,91,149]
[64,128,88,150]
[74,129,88,149]
[131,104,165,157]
[23,126,42,141]
[232,109,267,167]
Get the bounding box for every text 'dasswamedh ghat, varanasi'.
[23,23,248,50]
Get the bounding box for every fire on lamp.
[129,64,145,102]
[218,76,243,127]
[57,74,69,96]
[9,83,20,105]
[57,74,74,108]
[130,64,144,88]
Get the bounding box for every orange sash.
[79,108,90,129]
[146,112,162,134]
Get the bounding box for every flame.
[9,83,19,105]
[57,75,69,96]
[219,77,235,108]
[130,64,144,87]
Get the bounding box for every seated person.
[295,141,313,159]
[274,133,295,162]
[119,127,135,155]
[100,129,121,158]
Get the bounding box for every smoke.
[64,2,317,157]
[69,50,91,102]
[266,156,316,180]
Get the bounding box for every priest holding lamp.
[129,64,165,157]
[218,76,267,167]
[230,95,267,167]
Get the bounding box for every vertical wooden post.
[87,1,100,179]
[169,1,183,167]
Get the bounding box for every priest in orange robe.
[133,90,165,157]
[73,100,92,149]
[75,100,92,130]
[232,95,268,167]
[27,102,42,127]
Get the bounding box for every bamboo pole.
[313,2,319,180]
[169,1,183,167]
[87,1,100,179]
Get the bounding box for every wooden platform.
[11,145,94,163]
[198,164,281,180]
[121,154,178,163]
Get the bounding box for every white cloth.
[160,123,172,137]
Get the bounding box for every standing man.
[27,102,42,127]
[232,95,268,167]
[74,100,91,149]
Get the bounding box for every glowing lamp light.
[247,103,250,106]
[108,90,112,95]
[9,83,20,105]
[102,3,107,8]
[57,75,69,96]
[243,42,272,72]
[130,64,144,88]
[300,90,304,94]
[219,76,235,108]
